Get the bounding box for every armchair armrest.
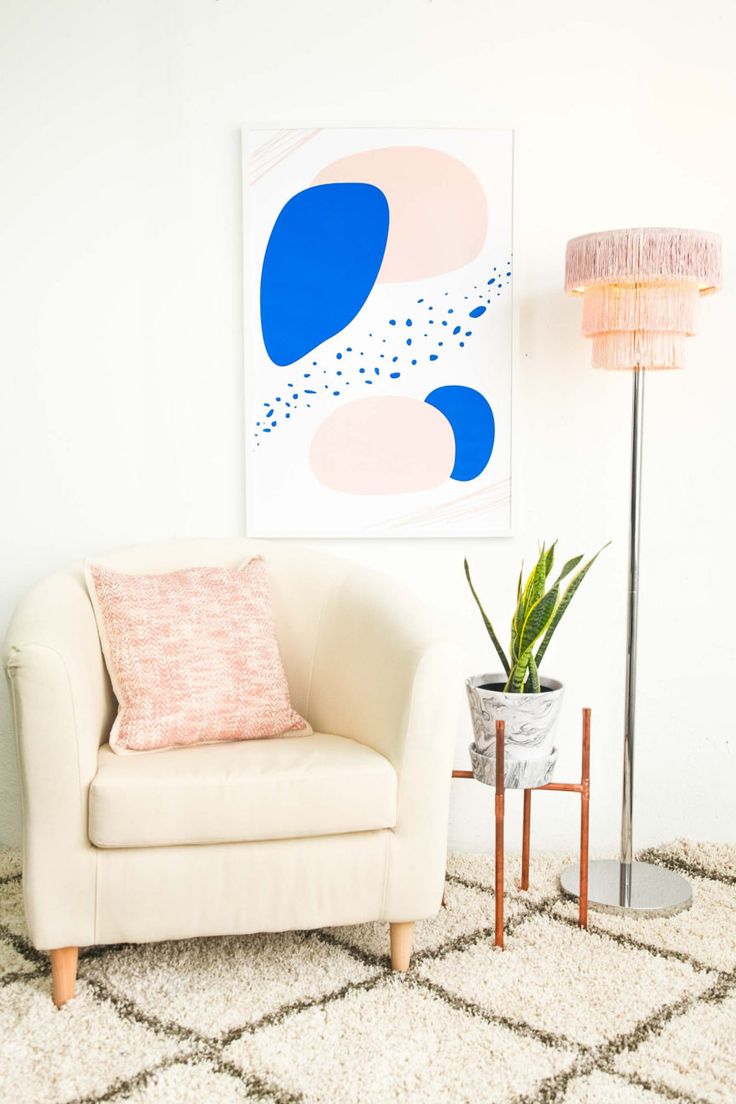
[3,567,113,948]
[310,565,465,921]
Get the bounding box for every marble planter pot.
[465,673,564,790]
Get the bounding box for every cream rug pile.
[1,841,734,1104]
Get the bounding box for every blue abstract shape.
[424,385,495,481]
[260,183,389,366]
[469,305,486,318]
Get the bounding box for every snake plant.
[464,541,608,693]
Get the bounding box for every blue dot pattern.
[252,260,511,443]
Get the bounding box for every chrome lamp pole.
[620,363,646,903]
[561,366,691,913]
[559,227,721,915]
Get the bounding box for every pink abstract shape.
[309,397,454,494]
[312,147,487,283]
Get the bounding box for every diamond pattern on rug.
[0,940,39,980]
[613,988,736,1104]
[120,1058,271,1104]
[1,842,735,1104]
[223,977,577,1104]
[552,872,736,971]
[416,911,714,1046]
[0,976,180,1104]
[639,839,736,883]
[81,929,380,1037]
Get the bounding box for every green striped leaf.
[464,558,510,675]
[513,547,548,653]
[505,651,531,693]
[519,584,559,657]
[510,564,524,661]
[544,541,557,579]
[525,653,541,693]
[527,545,548,608]
[534,543,610,667]
[511,561,529,660]
[513,545,559,668]
[556,554,583,584]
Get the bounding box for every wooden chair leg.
[50,947,78,1008]
[389,922,414,971]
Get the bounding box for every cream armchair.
[4,540,463,1007]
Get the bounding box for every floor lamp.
[560,227,722,915]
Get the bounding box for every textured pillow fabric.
[85,557,310,754]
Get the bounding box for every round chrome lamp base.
[560,859,692,917]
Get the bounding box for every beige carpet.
[1,841,735,1104]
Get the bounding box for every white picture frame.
[243,126,513,538]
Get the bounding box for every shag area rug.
[1,841,735,1104]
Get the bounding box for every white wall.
[1,0,735,855]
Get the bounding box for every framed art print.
[243,127,513,537]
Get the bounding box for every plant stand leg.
[495,720,505,949]
[521,789,532,891]
[579,708,591,929]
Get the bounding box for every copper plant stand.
[451,708,591,948]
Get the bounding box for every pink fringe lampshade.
[565,227,722,370]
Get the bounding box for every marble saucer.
[468,741,558,790]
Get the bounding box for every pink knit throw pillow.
[85,557,310,753]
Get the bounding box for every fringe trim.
[591,331,687,371]
[581,283,700,337]
[565,227,722,296]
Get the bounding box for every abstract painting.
[243,128,513,537]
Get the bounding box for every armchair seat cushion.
[89,732,397,848]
